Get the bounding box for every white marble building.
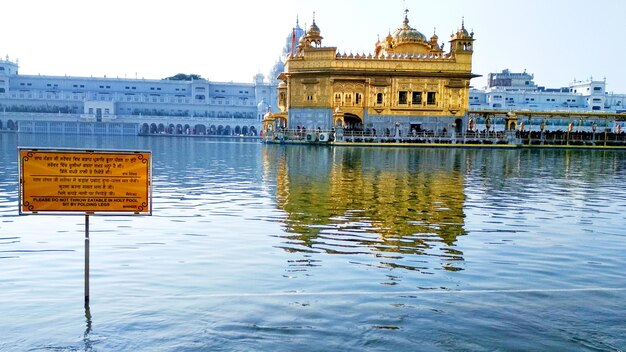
[469,69,626,113]
[0,55,278,135]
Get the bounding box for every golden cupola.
[429,29,443,54]
[449,18,474,54]
[374,10,443,57]
[296,14,324,54]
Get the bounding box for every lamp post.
[394,121,400,141]
[527,116,532,145]
[567,121,573,145]
[451,121,456,143]
[604,118,608,147]
[592,122,597,144]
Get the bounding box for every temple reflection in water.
[263,145,468,272]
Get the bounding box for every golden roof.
[392,15,427,43]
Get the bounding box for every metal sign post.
[85,214,90,304]
[18,148,153,304]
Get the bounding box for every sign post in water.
[18,148,152,303]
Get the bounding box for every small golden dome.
[430,28,439,41]
[385,32,393,46]
[308,20,321,36]
[455,18,470,38]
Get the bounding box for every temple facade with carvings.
[265,11,477,137]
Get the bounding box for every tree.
[163,73,203,81]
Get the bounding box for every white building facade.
[0,55,278,135]
[469,69,626,113]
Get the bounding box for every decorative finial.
[462,16,465,29]
[296,14,299,27]
[433,27,437,35]
[312,11,316,24]
[402,0,409,23]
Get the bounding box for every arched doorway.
[176,124,183,134]
[249,126,257,136]
[223,125,232,135]
[0,120,3,130]
[195,124,206,135]
[7,120,16,131]
[140,123,150,134]
[168,124,175,134]
[184,124,191,134]
[454,118,462,134]
[209,125,216,135]
[242,126,249,135]
[504,112,518,131]
[158,123,165,134]
[234,126,242,135]
[217,125,224,135]
[150,123,158,134]
[343,113,362,131]
[507,120,517,131]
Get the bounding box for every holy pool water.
[1,134,625,351]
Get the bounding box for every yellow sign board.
[19,148,152,214]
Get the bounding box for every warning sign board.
[18,148,152,215]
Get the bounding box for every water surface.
[1,133,625,351]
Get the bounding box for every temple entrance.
[344,113,362,131]
[455,118,463,134]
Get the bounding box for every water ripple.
[1,137,626,351]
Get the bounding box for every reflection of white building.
[469,69,626,113]
[0,55,278,135]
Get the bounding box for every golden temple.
[264,10,477,137]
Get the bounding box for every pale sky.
[3,0,625,92]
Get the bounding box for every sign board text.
[19,149,151,214]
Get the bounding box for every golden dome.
[374,10,445,57]
[308,20,321,36]
[452,18,473,40]
[430,28,439,41]
[457,27,469,38]
[392,15,427,43]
